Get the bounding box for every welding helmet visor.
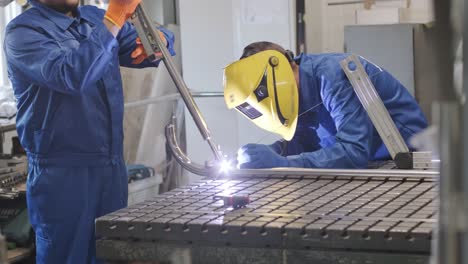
[223,50,299,141]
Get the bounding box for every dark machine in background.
[296,0,306,54]
[0,124,33,263]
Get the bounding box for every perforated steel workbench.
[96,166,436,264]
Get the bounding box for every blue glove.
[237,144,289,169]
[268,141,285,155]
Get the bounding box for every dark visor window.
[236,102,263,120]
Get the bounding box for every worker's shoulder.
[303,53,384,84]
[5,7,43,32]
[300,53,349,83]
[301,53,348,71]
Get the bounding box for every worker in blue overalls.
[4,0,175,262]
[224,42,428,169]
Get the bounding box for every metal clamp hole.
[320,230,328,238]
[341,231,350,239]
[347,61,357,72]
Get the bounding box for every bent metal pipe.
[165,118,438,180]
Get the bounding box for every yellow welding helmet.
[223,50,299,141]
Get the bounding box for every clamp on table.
[340,55,434,170]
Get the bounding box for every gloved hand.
[268,141,285,155]
[131,32,167,64]
[105,0,142,29]
[237,144,289,169]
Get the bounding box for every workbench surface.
[96,174,435,263]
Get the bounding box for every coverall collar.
[294,53,304,65]
[30,0,94,30]
[295,53,322,118]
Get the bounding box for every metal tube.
[191,92,224,98]
[149,10,221,160]
[125,93,180,109]
[134,4,222,161]
[165,122,211,176]
[229,168,438,179]
[124,92,224,109]
[165,117,438,180]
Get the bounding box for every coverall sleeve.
[117,21,176,68]
[4,23,118,96]
[286,80,372,169]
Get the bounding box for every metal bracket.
[340,55,432,170]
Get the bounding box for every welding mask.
[223,50,299,141]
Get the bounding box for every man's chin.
[47,1,79,14]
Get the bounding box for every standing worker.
[4,0,175,262]
[224,42,428,169]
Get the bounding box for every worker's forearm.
[103,18,120,37]
[286,141,368,169]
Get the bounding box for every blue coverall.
[4,1,175,263]
[244,54,428,169]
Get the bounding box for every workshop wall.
[305,0,434,53]
[304,0,436,122]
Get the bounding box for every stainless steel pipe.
[165,117,438,180]
[152,18,221,160]
[124,92,224,109]
[133,4,222,161]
